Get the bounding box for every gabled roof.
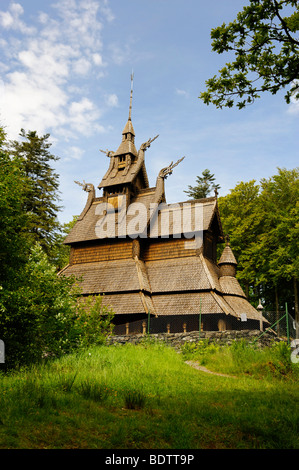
[149,197,223,239]
[64,194,224,245]
[98,156,149,189]
[219,276,246,297]
[64,189,155,244]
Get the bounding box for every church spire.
[128,71,134,121]
[218,234,238,278]
[114,73,137,157]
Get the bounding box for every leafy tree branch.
[200,0,299,108]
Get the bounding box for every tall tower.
[98,75,155,205]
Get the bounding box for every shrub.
[0,245,115,370]
[0,244,79,369]
[73,295,115,349]
[181,340,219,361]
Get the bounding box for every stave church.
[60,79,267,335]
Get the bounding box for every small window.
[118,155,126,169]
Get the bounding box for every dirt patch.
[185,361,237,378]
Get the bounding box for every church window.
[118,155,126,169]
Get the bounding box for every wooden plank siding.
[71,240,133,264]
[71,238,202,265]
[142,238,199,262]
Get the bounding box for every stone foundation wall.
[106,329,281,349]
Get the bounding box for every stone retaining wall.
[106,329,281,349]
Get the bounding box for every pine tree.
[184,169,220,199]
[10,129,61,253]
[0,127,30,284]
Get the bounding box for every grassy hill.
[0,340,298,449]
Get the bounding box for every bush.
[181,340,220,362]
[0,244,78,368]
[0,245,115,369]
[73,295,114,349]
[181,338,299,380]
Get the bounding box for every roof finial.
[129,70,134,121]
[225,234,230,245]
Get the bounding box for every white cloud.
[0,2,35,34]
[52,0,103,49]
[70,97,94,115]
[72,57,92,76]
[92,53,104,66]
[0,0,112,139]
[68,97,104,135]
[99,0,115,22]
[10,3,24,16]
[106,93,118,107]
[109,43,130,65]
[0,11,14,28]
[0,70,68,136]
[176,88,189,98]
[63,145,85,161]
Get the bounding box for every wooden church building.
[60,81,267,334]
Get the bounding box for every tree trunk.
[245,282,249,298]
[294,277,299,339]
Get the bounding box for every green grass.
[0,340,298,449]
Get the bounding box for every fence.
[259,306,297,343]
[112,304,298,341]
[113,313,262,336]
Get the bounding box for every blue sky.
[0,0,298,224]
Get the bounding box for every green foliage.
[0,132,30,284]
[73,295,114,349]
[218,179,262,294]
[0,125,115,370]
[218,167,299,312]
[0,244,78,368]
[182,339,298,381]
[50,216,79,270]
[181,340,220,360]
[0,243,115,369]
[184,169,220,199]
[199,0,299,108]
[9,129,61,253]
[256,168,299,284]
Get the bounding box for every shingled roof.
[61,247,267,322]
[218,243,237,265]
[64,194,223,244]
